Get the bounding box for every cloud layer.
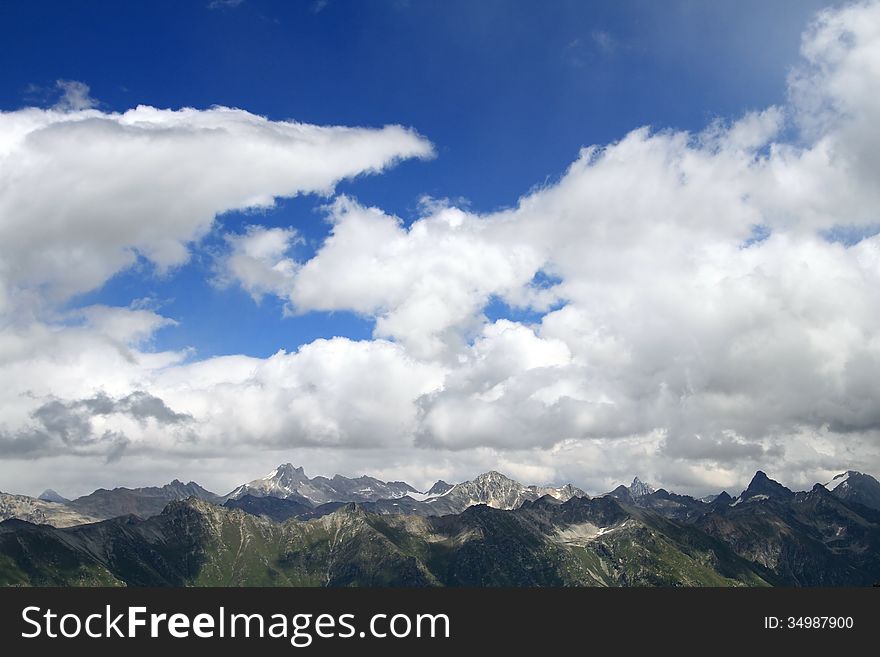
[3,3,880,497]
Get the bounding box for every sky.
[1,0,879,498]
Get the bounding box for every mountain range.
[0,465,588,527]
[1,465,879,587]
[222,469,589,522]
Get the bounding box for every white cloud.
[277,196,550,360]
[217,225,301,303]
[76,305,177,345]
[0,318,445,461]
[0,101,433,310]
[152,338,446,450]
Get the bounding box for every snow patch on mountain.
[552,519,630,546]
[826,472,850,491]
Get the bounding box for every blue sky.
[0,0,835,358]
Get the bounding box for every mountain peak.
[467,471,520,488]
[740,471,793,502]
[268,463,306,479]
[629,477,655,498]
[427,480,453,496]
[162,480,214,496]
[825,471,858,491]
[37,489,69,504]
[475,470,511,481]
[824,470,880,511]
[606,484,635,503]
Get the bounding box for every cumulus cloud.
[3,4,880,497]
[0,321,444,462]
[152,338,446,450]
[0,101,432,310]
[0,388,192,462]
[75,305,177,345]
[26,391,191,460]
[217,225,301,303]
[279,197,552,359]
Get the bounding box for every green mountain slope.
[0,496,772,587]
